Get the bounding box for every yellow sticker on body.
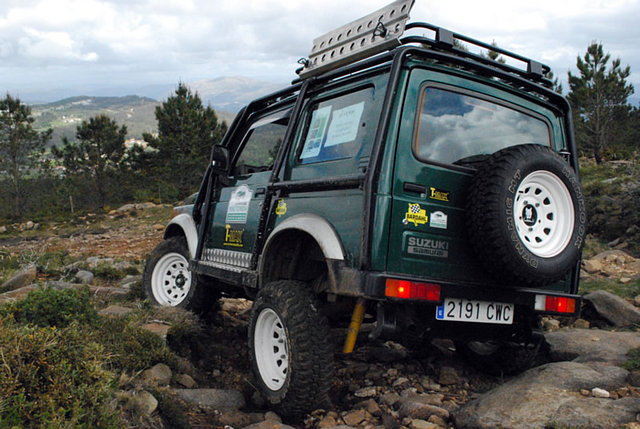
[224,224,244,247]
[275,199,287,216]
[404,203,428,227]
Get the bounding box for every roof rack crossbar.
[404,22,550,82]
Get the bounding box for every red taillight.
[536,294,576,314]
[385,279,441,302]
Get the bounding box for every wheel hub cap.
[150,252,191,306]
[513,170,574,258]
[254,308,289,391]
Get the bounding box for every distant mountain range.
[30,76,283,144]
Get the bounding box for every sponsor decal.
[429,187,450,202]
[429,211,448,229]
[226,185,252,224]
[406,237,449,258]
[223,224,245,247]
[403,203,428,227]
[275,199,287,216]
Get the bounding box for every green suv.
[143,0,586,417]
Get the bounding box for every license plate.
[436,298,514,324]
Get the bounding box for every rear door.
[387,68,554,283]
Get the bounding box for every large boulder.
[1,265,37,291]
[545,328,640,366]
[584,290,640,327]
[454,361,637,429]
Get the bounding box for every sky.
[1,0,640,103]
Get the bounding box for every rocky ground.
[1,203,640,429]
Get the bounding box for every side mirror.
[210,145,229,175]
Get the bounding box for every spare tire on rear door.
[466,144,586,286]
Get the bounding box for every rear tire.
[249,280,333,418]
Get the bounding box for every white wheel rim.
[514,170,574,258]
[254,308,289,391]
[151,252,191,306]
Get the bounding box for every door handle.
[255,187,266,196]
[403,182,426,194]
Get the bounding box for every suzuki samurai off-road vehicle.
[143,0,586,417]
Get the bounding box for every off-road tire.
[466,144,586,286]
[143,236,218,315]
[249,280,333,418]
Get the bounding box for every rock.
[98,305,134,318]
[573,319,590,329]
[380,392,401,407]
[142,363,172,386]
[141,322,171,338]
[437,366,460,385]
[0,285,39,303]
[410,419,440,429]
[128,390,158,415]
[1,265,37,291]
[628,371,640,387]
[354,386,377,398]
[153,223,165,231]
[264,411,281,422]
[361,398,382,416]
[317,416,338,428]
[583,259,604,273]
[543,318,561,331]
[620,277,633,284]
[546,328,640,366]
[119,275,141,289]
[428,414,447,427]
[218,410,252,427]
[242,421,296,429]
[0,225,6,233]
[86,256,114,267]
[74,270,94,285]
[174,388,245,411]
[453,361,637,429]
[398,396,450,421]
[393,377,410,389]
[24,221,34,230]
[584,290,640,327]
[175,373,197,389]
[342,409,368,426]
[592,387,610,398]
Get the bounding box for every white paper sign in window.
[325,102,365,147]
[300,106,332,159]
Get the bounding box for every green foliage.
[0,321,120,428]
[52,114,128,207]
[94,262,126,281]
[568,43,634,163]
[0,94,52,219]
[623,347,640,371]
[580,278,640,299]
[143,83,227,195]
[2,286,98,328]
[95,317,174,371]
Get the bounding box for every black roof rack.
[295,0,553,88]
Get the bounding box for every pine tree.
[144,83,227,196]
[0,94,52,218]
[567,43,634,163]
[53,114,127,207]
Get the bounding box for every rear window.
[414,86,551,167]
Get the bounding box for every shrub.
[2,286,98,328]
[94,262,126,281]
[0,321,120,428]
[623,347,640,371]
[95,317,174,372]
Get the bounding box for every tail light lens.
[535,294,576,314]
[385,279,441,302]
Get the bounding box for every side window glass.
[414,87,551,167]
[234,117,288,175]
[298,88,372,164]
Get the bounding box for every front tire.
[143,236,217,316]
[249,280,333,418]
